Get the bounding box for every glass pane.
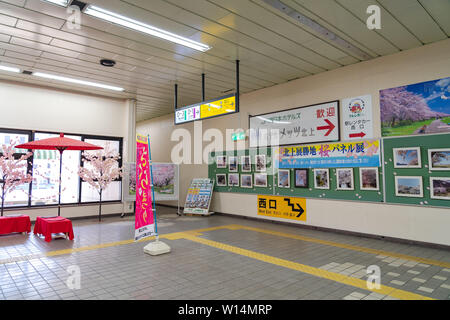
[81,181,121,202]
[31,133,81,205]
[0,132,29,153]
[0,160,30,207]
[82,139,120,172]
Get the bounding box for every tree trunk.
[98,189,102,222]
[1,183,5,217]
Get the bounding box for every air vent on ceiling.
[22,70,32,75]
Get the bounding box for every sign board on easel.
[183,178,214,215]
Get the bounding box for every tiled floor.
[0,207,449,300]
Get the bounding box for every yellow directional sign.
[200,94,236,119]
[257,195,306,221]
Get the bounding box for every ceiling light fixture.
[0,65,21,73]
[41,0,70,7]
[84,5,212,52]
[32,72,125,91]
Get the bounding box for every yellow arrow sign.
[257,195,306,221]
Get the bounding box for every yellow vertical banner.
[257,195,307,221]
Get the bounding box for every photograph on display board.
[380,76,450,137]
[241,174,253,188]
[314,169,329,190]
[216,174,227,187]
[395,176,423,198]
[278,170,290,188]
[359,167,379,191]
[153,164,176,195]
[254,173,268,187]
[216,155,227,168]
[430,177,450,200]
[393,147,421,168]
[229,156,238,172]
[428,149,450,171]
[336,168,354,190]
[294,169,309,188]
[241,156,251,172]
[228,173,240,187]
[255,154,266,172]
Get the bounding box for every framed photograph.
[228,173,239,187]
[393,147,421,168]
[228,156,238,172]
[241,174,253,188]
[278,170,290,188]
[216,155,227,168]
[216,174,227,187]
[294,169,309,188]
[395,176,423,198]
[428,149,450,171]
[314,169,329,190]
[255,154,266,172]
[359,167,379,191]
[430,177,450,200]
[241,156,251,172]
[336,168,354,190]
[254,173,268,187]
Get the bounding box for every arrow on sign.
[284,198,305,217]
[349,132,366,138]
[317,119,335,136]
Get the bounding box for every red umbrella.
[16,133,103,216]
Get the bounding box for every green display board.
[383,133,450,208]
[273,166,384,203]
[209,148,273,195]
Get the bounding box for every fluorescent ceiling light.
[0,65,21,73]
[41,0,69,7]
[33,72,125,91]
[84,5,211,52]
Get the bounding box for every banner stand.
[143,135,171,256]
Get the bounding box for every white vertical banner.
[341,95,374,140]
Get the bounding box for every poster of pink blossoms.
[152,164,175,195]
[380,77,450,137]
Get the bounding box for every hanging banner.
[342,95,374,140]
[135,134,155,241]
[183,178,214,214]
[278,139,381,169]
[249,101,340,147]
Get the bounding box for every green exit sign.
[232,132,245,141]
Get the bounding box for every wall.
[0,81,135,221]
[137,38,450,246]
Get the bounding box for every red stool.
[0,215,31,235]
[34,216,74,242]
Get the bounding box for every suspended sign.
[135,134,156,241]
[249,101,340,147]
[341,95,374,140]
[277,139,381,169]
[175,94,237,125]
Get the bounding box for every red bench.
[0,215,31,235]
[34,216,74,242]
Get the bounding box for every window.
[0,128,123,209]
[81,138,122,203]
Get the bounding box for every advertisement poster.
[257,195,306,222]
[342,95,374,140]
[380,77,450,137]
[249,101,339,147]
[135,134,155,241]
[183,178,214,214]
[277,139,381,169]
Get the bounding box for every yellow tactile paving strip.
[184,234,433,300]
[1,223,446,300]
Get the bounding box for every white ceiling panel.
[0,0,446,120]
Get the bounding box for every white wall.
[0,80,135,221]
[137,38,450,246]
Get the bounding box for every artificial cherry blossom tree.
[0,141,33,216]
[78,144,122,221]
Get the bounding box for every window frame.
[0,127,123,210]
